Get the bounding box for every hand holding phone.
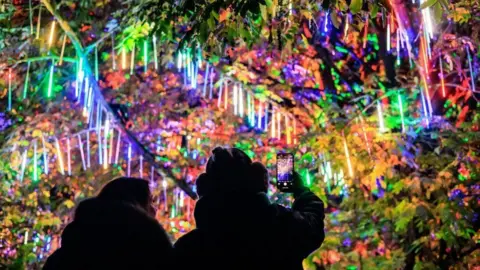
[276,153,294,192]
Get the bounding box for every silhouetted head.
[251,162,269,193]
[196,147,268,197]
[98,177,155,217]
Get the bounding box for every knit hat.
[196,147,258,197]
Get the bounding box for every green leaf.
[433,2,444,22]
[259,4,268,21]
[420,0,437,10]
[370,3,379,18]
[350,0,363,14]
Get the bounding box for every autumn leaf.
[219,8,230,23]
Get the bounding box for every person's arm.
[282,173,325,259]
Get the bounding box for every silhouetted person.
[174,147,325,270]
[43,177,173,270]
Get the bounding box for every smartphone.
[276,153,294,192]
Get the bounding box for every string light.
[7,68,12,111]
[286,116,291,144]
[177,51,183,70]
[257,101,263,129]
[439,55,446,97]
[115,129,122,164]
[103,117,110,170]
[466,45,476,91]
[127,143,132,177]
[86,132,91,168]
[33,141,38,182]
[66,137,71,175]
[233,84,238,115]
[20,149,28,182]
[217,75,224,107]
[224,81,228,109]
[54,138,64,175]
[239,86,244,117]
[276,111,281,139]
[143,39,148,73]
[47,62,54,98]
[48,21,55,49]
[420,87,430,127]
[59,35,67,65]
[109,128,114,164]
[386,16,391,52]
[343,133,354,178]
[130,43,135,75]
[77,134,86,171]
[139,155,143,177]
[41,134,48,175]
[95,46,99,80]
[203,63,210,97]
[152,35,158,70]
[23,62,31,99]
[293,118,297,144]
[35,5,42,39]
[271,108,276,138]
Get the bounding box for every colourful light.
[466,45,476,91]
[59,35,67,65]
[23,62,31,99]
[286,117,291,144]
[439,56,446,97]
[55,138,64,175]
[77,134,86,171]
[7,68,12,111]
[115,130,121,164]
[47,63,54,98]
[36,5,42,39]
[67,137,71,175]
[386,18,391,52]
[143,39,148,73]
[224,81,228,109]
[127,143,132,177]
[276,111,281,139]
[83,77,89,117]
[293,118,297,144]
[203,63,210,97]
[239,86,244,117]
[420,87,430,127]
[271,108,276,138]
[233,84,238,115]
[343,133,354,178]
[103,118,110,170]
[75,58,84,98]
[95,46,99,80]
[177,51,182,69]
[41,134,48,175]
[130,43,135,75]
[20,149,28,182]
[33,141,38,182]
[422,75,433,117]
[48,21,55,49]
[324,10,329,32]
[152,35,158,70]
[217,76,224,107]
[139,155,143,177]
[257,101,263,129]
[84,132,90,168]
[305,169,311,186]
[109,129,114,164]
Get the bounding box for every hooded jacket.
[43,198,173,270]
[174,190,325,270]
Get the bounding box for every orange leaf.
[219,8,230,23]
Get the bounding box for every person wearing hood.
[43,177,173,270]
[174,147,325,270]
